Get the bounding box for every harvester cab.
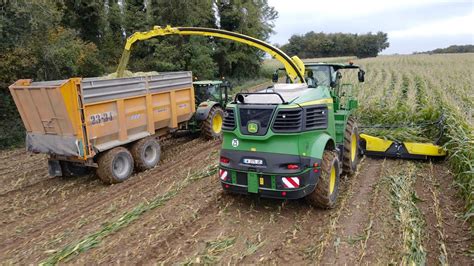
[193,80,232,138]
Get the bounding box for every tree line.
[414,45,474,54]
[280,31,389,58]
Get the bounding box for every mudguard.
[195,101,220,121]
[309,133,335,159]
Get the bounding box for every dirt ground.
[0,134,472,264]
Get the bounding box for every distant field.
[262,55,357,72]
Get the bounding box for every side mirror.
[358,70,365,82]
[272,72,279,83]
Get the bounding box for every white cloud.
[388,10,474,38]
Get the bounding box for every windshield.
[195,84,221,102]
[306,66,331,87]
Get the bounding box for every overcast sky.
[267,0,473,54]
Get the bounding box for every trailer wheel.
[97,147,134,184]
[60,161,90,177]
[342,117,360,175]
[306,150,340,209]
[201,106,224,139]
[131,137,161,171]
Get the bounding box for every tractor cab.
[193,80,232,106]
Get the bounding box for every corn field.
[350,53,474,223]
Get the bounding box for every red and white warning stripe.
[219,169,228,181]
[282,177,300,188]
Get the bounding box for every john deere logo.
[248,122,258,133]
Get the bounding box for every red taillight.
[225,184,230,188]
[287,164,299,170]
[220,156,230,164]
[313,162,319,173]
[281,191,287,196]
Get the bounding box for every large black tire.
[306,150,341,209]
[96,147,134,184]
[201,106,224,139]
[342,117,360,175]
[130,137,161,171]
[59,161,91,177]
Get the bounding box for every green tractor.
[193,80,232,139]
[219,63,365,208]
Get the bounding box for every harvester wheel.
[60,161,90,177]
[96,147,134,184]
[342,117,360,175]
[306,150,340,209]
[201,106,224,139]
[131,137,161,171]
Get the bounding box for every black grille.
[238,106,275,135]
[223,108,235,130]
[305,105,328,130]
[272,109,303,132]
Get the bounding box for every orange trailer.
[9,72,195,183]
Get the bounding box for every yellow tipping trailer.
[9,72,195,183]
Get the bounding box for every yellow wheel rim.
[351,133,357,162]
[329,164,336,194]
[212,113,223,134]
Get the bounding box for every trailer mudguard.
[309,133,335,159]
[195,101,220,121]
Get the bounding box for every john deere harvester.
[219,63,365,208]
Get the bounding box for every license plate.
[243,158,263,165]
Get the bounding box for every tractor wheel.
[201,106,224,139]
[96,147,134,184]
[342,117,360,175]
[130,137,161,171]
[306,150,341,209]
[60,161,90,177]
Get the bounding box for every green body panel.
[335,110,350,144]
[247,172,259,193]
[222,108,336,160]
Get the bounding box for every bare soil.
[0,139,471,265]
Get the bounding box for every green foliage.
[38,27,104,80]
[215,0,278,78]
[282,31,389,58]
[0,0,277,148]
[61,0,106,44]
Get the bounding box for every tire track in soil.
[415,162,472,265]
[75,157,388,264]
[236,157,381,264]
[316,158,389,265]
[0,137,220,263]
[0,81,273,263]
